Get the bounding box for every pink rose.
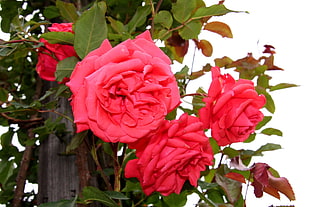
[66,31,180,143]
[125,113,214,196]
[199,67,266,146]
[36,23,77,81]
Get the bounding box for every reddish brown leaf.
[195,39,213,57]
[204,21,233,38]
[166,32,189,58]
[268,171,296,201]
[250,163,295,201]
[263,44,276,54]
[225,172,246,184]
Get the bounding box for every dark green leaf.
[126,5,151,34]
[74,1,108,59]
[56,0,79,22]
[179,20,202,40]
[166,108,177,120]
[270,83,298,91]
[154,10,173,29]
[65,131,88,154]
[56,56,79,82]
[0,128,14,147]
[223,147,239,158]
[171,0,196,23]
[41,32,74,45]
[193,4,238,19]
[0,1,23,32]
[162,191,188,207]
[0,160,14,188]
[261,128,283,136]
[103,191,129,200]
[192,87,206,115]
[80,186,118,207]
[39,197,77,207]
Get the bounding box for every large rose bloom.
[36,23,77,81]
[66,31,180,143]
[125,113,214,196]
[199,67,266,146]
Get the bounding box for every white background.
[1,0,310,206]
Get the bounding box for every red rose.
[199,67,266,146]
[66,31,180,143]
[125,113,214,196]
[36,23,77,81]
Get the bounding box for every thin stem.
[193,188,217,207]
[181,93,208,98]
[110,143,121,192]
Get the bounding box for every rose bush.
[36,23,77,81]
[199,67,266,146]
[66,31,180,143]
[125,113,214,196]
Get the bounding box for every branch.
[12,77,43,207]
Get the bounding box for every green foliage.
[0,0,296,206]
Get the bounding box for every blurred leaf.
[166,108,177,120]
[0,1,23,33]
[193,4,237,19]
[103,191,129,200]
[261,128,283,136]
[107,17,127,34]
[270,83,298,91]
[0,128,14,147]
[179,20,202,40]
[0,87,8,102]
[204,21,233,38]
[41,32,74,45]
[56,0,79,22]
[215,173,242,204]
[43,6,60,19]
[154,10,173,29]
[126,5,151,33]
[74,1,107,59]
[171,0,196,23]
[223,147,239,158]
[196,39,213,57]
[214,56,233,68]
[166,32,189,60]
[56,56,79,82]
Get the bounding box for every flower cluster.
[37,26,266,196]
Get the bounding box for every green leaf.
[215,173,242,204]
[0,128,14,147]
[126,5,151,34]
[193,4,238,19]
[171,0,196,23]
[0,1,23,32]
[192,87,206,115]
[56,56,79,82]
[255,143,282,156]
[74,1,108,59]
[41,32,74,45]
[39,197,77,207]
[179,20,202,40]
[162,191,188,207]
[154,10,173,29]
[0,160,14,188]
[261,128,283,136]
[270,83,298,91]
[103,191,129,200]
[65,131,88,154]
[80,186,118,207]
[56,0,79,22]
[256,116,272,130]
